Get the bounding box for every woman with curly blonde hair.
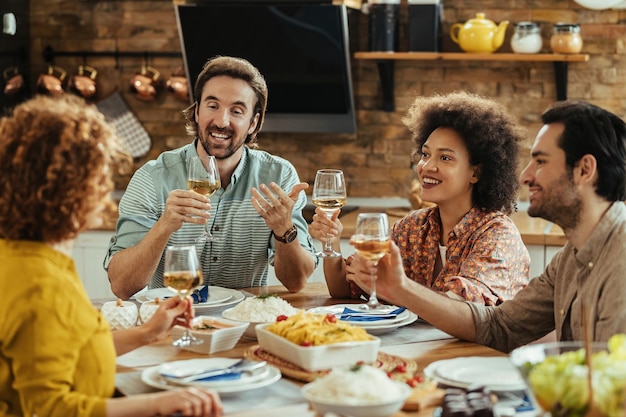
[312,91,530,305]
[0,95,222,417]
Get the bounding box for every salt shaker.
[511,22,542,54]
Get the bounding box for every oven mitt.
[97,92,152,158]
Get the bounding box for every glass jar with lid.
[511,22,542,54]
[550,23,583,54]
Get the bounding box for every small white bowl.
[256,323,380,372]
[101,300,138,330]
[301,377,411,417]
[170,315,247,354]
[139,300,161,324]
[221,307,273,340]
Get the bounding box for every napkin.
[161,370,243,382]
[192,372,242,382]
[339,306,406,322]
[191,286,209,304]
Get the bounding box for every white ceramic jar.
[511,22,542,54]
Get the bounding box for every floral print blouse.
[350,206,530,305]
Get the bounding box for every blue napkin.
[194,372,242,382]
[191,286,209,304]
[339,306,406,322]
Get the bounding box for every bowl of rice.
[221,294,300,340]
[301,364,411,417]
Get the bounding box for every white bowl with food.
[170,316,247,354]
[256,311,380,372]
[221,294,300,340]
[301,364,412,417]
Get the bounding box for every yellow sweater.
[0,239,116,417]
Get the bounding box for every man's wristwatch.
[274,225,298,244]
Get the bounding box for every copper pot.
[3,66,24,97]
[36,65,67,96]
[129,65,161,101]
[68,65,98,99]
[166,67,189,102]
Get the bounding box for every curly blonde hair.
[0,95,130,243]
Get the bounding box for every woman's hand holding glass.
[139,296,193,343]
[164,244,203,347]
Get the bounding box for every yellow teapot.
[450,13,509,53]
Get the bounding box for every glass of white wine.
[164,244,203,347]
[312,169,347,258]
[187,155,221,242]
[352,213,391,310]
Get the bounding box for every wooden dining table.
[99,282,507,417]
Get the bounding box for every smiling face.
[195,75,259,161]
[520,123,581,228]
[416,127,479,211]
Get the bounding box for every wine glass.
[164,244,204,347]
[187,155,221,242]
[312,169,347,257]
[352,213,391,310]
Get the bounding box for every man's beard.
[198,127,244,160]
[527,171,581,230]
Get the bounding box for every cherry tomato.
[394,364,407,373]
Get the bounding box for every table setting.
[110,282,535,417]
[135,285,246,314]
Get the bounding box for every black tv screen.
[175,3,356,134]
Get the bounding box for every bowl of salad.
[509,335,626,417]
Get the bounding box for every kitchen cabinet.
[72,231,116,299]
[354,52,590,111]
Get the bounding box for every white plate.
[135,287,245,314]
[136,286,232,305]
[142,361,281,394]
[358,311,419,335]
[158,358,270,388]
[424,357,526,392]
[307,304,410,327]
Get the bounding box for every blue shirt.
[105,143,317,290]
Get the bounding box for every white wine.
[187,179,220,196]
[353,239,390,263]
[312,197,347,210]
[164,270,202,295]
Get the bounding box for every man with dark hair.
[350,99,626,352]
[105,56,317,300]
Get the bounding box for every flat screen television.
[175,2,357,134]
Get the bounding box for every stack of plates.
[135,286,245,314]
[307,304,418,335]
[141,358,281,394]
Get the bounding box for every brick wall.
[26,0,626,200]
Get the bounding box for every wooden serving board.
[244,345,418,383]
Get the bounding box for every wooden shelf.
[354,52,590,111]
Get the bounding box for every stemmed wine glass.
[352,213,391,310]
[187,155,221,242]
[312,169,347,258]
[164,244,204,347]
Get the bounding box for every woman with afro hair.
[311,91,530,306]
